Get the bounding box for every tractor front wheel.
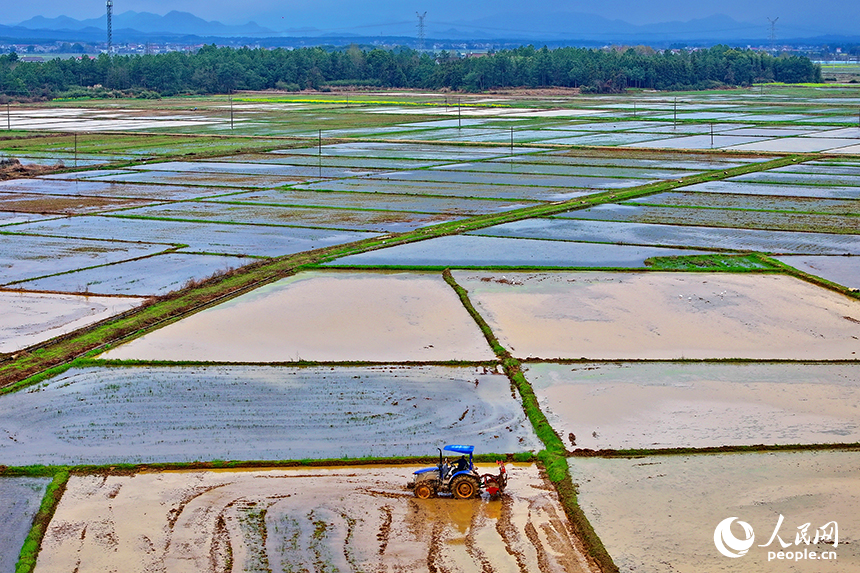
[451,475,479,499]
[414,482,435,499]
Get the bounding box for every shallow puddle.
[36,464,594,573]
[453,271,860,360]
[102,271,496,362]
[571,451,860,572]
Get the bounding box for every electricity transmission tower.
[106,0,113,54]
[767,17,779,53]
[416,12,427,51]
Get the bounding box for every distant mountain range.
[15,11,276,38]
[1,9,857,45]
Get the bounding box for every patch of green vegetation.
[644,253,776,271]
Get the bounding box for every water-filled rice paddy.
[0,291,144,353]
[10,216,376,257]
[570,451,860,572]
[102,271,496,362]
[368,169,658,189]
[473,218,860,254]
[493,152,758,170]
[17,253,254,296]
[86,170,307,188]
[0,233,171,284]
[681,180,860,199]
[0,477,51,573]
[632,191,860,214]
[728,137,860,153]
[0,365,538,464]
[733,171,860,187]
[136,160,380,179]
[0,192,155,215]
[563,203,860,234]
[327,235,708,268]
[0,178,228,200]
[0,211,52,226]
[437,161,688,180]
[207,189,534,215]
[113,202,457,233]
[776,255,860,289]
[295,178,592,201]
[631,134,766,149]
[526,362,860,450]
[214,152,450,170]
[280,142,534,161]
[37,464,589,573]
[452,271,860,360]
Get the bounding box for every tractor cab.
[409,444,506,500]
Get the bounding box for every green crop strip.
[14,469,70,573]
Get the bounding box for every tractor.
[408,444,508,499]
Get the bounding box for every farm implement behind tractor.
[408,444,508,499]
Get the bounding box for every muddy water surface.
[36,465,596,573]
[571,451,860,572]
[454,272,860,360]
[527,362,860,450]
[102,271,495,362]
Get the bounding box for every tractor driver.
[454,455,469,472]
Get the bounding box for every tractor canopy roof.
[443,444,475,455]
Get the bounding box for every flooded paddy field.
[562,203,860,234]
[733,171,860,187]
[438,161,689,180]
[526,362,860,450]
[493,151,761,170]
[17,253,254,296]
[209,189,535,215]
[296,178,592,201]
[630,134,767,150]
[570,451,860,572]
[368,168,658,189]
[681,180,860,200]
[0,191,156,215]
[0,365,538,464]
[281,142,534,161]
[631,191,860,214]
[86,170,309,188]
[102,271,495,362]
[35,464,591,573]
[0,234,170,284]
[471,218,860,254]
[776,255,860,289]
[728,137,860,153]
[0,211,52,226]
[451,271,860,360]
[0,290,144,353]
[136,160,380,179]
[0,178,228,201]
[115,201,457,233]
[10,216,376,257]
[327,235,708,268]
[213,152,451,170]
[0,477,51,573]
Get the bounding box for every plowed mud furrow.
[35,465,596,573]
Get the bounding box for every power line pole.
[767,17,779,54]
[106,0,113,54]
[416,12,427,51]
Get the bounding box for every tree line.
[0,44,821,99]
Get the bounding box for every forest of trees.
[0,44,822,99]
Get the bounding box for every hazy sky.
[2,0,854,36]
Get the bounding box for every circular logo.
[714,517,755,558]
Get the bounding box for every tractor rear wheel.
[451,475,479,499]
[414,482,435,499]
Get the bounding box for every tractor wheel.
[451,475,479,499]
[414,482,435,499]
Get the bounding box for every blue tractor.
[409,444,508,499]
